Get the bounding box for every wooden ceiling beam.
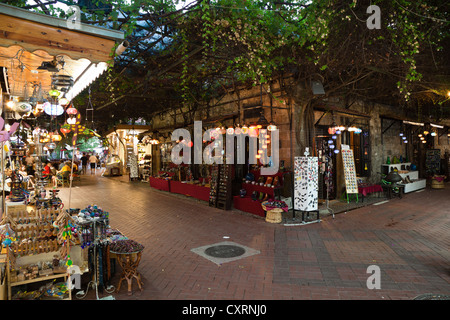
[0,13,116,63]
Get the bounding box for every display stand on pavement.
[293,148,320,223]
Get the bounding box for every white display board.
[129,153,139,179]
[294,156,319,211]
[341,147,358,194]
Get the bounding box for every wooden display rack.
[1,207,83,300]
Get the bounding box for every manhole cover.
[191,241,260,265]
[205,245,246,258]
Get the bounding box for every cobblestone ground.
[57,171,450,301]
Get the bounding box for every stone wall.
[148,81,450,185]
[151,81,295,169]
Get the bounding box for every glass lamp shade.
[60,127,71,134]
[44,104,64,116]
[52,133,62,142]
[66,107,78,115]
[49,89,61,97]
[248,126,259,137]
[59,97,70,106]
[67,117,77,124]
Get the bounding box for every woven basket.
[265,209,283,223]
[431,178,445,189]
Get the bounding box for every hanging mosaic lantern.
[49,88,61,97]
[66,107,78,115]
[44,103,64,116]
[52,132,62,142]
[59,97,70,106]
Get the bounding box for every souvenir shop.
[0,4,146,300]
[103,123,152,179]
[313,106,372,201]
[147,120,296,220]
[0,108,145,301]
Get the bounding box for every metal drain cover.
[191,241,260,265]
[205,245,246,258]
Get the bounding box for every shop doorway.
[315,126,337,200]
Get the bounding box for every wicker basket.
[265,209,283,223]
[431,176,445,189]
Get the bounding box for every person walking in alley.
[89,153,98,174]
[81,153,88,174]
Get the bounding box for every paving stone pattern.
[58,173,450,300]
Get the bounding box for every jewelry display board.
[216,165,232,210]
[208,164,220,207]
[341,146,359,202]
[425,149,440,176]
[128,153,139,180]
[293,156,319,212]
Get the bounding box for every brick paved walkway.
[57,172,450,301]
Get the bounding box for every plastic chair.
[54,171,70,187]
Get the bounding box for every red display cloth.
[241,182,276,198]
[233,196,266,217]
[358,184,383,196]
[170,181,210,202]
[149,177,170,192]
[261,201,288,212]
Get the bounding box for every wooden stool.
[113,250,144,295]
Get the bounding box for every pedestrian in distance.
[89,153,98,174]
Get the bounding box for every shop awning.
[0,3,124,101]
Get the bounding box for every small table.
[111,250,144,295]
[358,184,383,202]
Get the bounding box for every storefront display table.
[149,177,170,192]
[358,183,383,202]
[170,181,210,202]
[111,250,144,295]
[233,196,266,217]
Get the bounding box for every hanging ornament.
[66,255,73,267]
[2,232,16,247]
[14,102,32,113]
